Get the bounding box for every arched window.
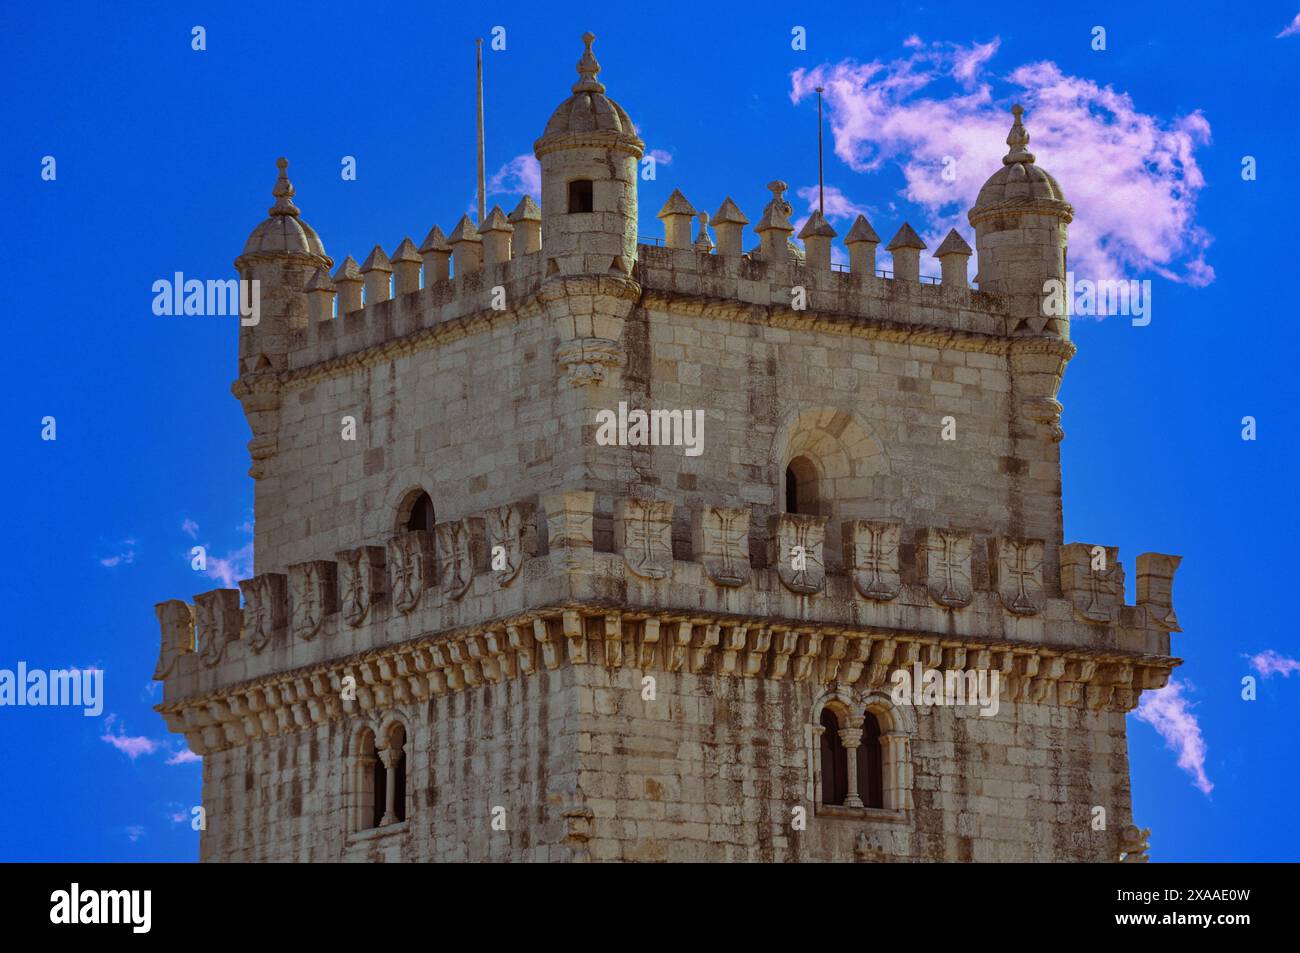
[785,455,819,515]
[857,710,885,809]
[819,708,847,806]
[401,490,434,533]
[568,179,594,213]
[353,728,380,832]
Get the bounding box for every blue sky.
[1,1,1297,861]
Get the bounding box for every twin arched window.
[353,723,408,832]
[816,700,909,813]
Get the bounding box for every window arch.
[785,455,820,515]
[857,710,885,809]
[397,488,435,533]
[568,179,594,213]
[819,708,848,806]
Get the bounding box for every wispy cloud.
[99,539,138,568]
[99,714,159,760]
[1135,680,1213,796]
[166,744,202,765]
[181,518,199,539]
[1248,650,1300,678]
[648,148,674,167]
[790,36,1214,292]
[1277,14,1300,38]
[124,825,146,843]
[488,153,541,199]
[203,539,254,589]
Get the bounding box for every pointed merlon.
[657,188,696,219]
[1003,103,1036,166]
[269,157,300,218]
[797,209,837,240]
[573,31,606,95]
[305,267,335,292]
[886,223,926,250]
[712,197,749,225]
[448,214,482,244]
[332,255,362,283]
[391,237,421,264]
[845,214,880,245]
[480,205,514,233]
[360,244,393,273]
[420,225,450,253]
[508,195,541,224]
[934,228,972,258]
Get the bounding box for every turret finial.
[572,32,606,94]
[269,156,300,218]
[1003,104,1036,166]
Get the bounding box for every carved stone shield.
[843,520,901,601]
[768,513,827,594]
[916,528,973,608]
[989,537,1044,615]
[239,572,287,652]
[193,589,242,667]
[436,517,487,600]
[485,502,536,587]
[387,530,434,614]
[337,546,385,627]
[153,600,194,679]
[289,560,337,641]
[1136,552,1181,632]
[615,498,674,580]
[692,506,750,587]
[1061,543,1123,625]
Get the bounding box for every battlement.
[154,490,1181,754]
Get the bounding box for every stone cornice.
[156,599,1181,756]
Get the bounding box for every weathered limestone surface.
[156,34,1181,863]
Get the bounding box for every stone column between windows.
[839,722,865,809]
[378,746,400,825]
[881,731,913,811]
[809,723,825,805]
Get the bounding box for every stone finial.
[934,228,972,289]
[797,209,837,272]
[480,205,515,269]
[756,180,795,263]
[886,223,926,282]
[448,214,483,276]
[360,244,393,305]
[331,255,363,314]
[572,31,605,94]
[712,197,749,258]
[390,237,423,296]
[419,225,452,284]
[268,156,300,218]
[1003,103,1037,166]
[657,189,697,249]
[508,196,542,256]
[694,211,714,252]
[305,267,336,323]
[845,214,880,275]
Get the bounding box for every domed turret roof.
[971,106,1070,212]
[536,33,642,153]
[240,158,330,261]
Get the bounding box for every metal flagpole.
[477,38,486,224]
[815,86,825,215]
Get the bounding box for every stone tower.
[153,37,1183,863]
